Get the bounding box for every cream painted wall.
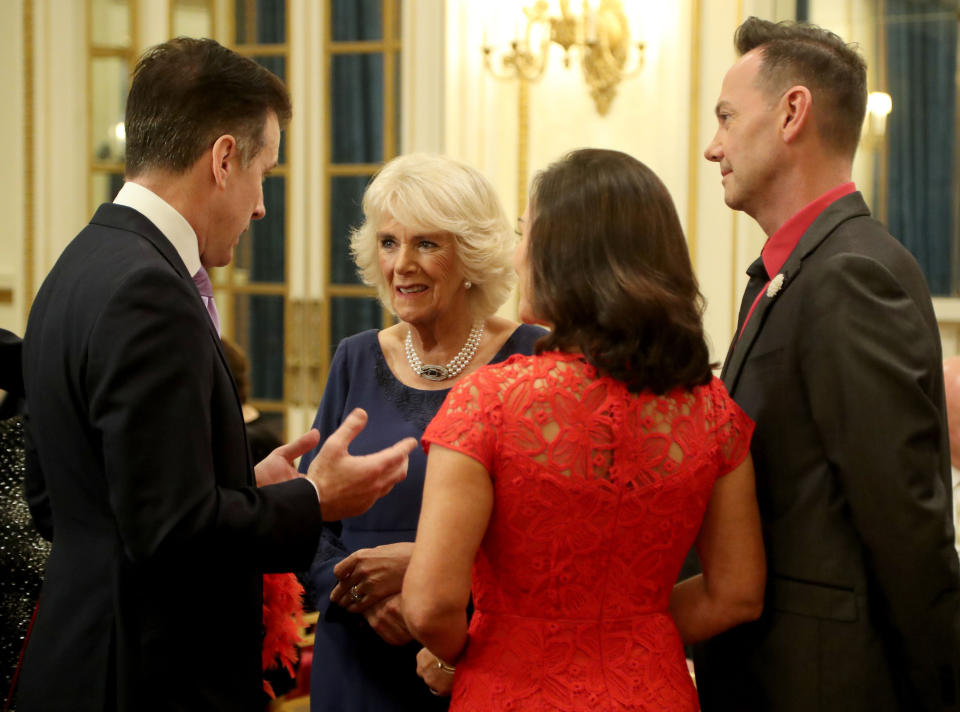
[807,0,881,211]
[442,0,760,361]
[402,0,445,155]
[525,2,691,217]
[0,0,25,335]
[32,1,88,291]
[4,0,88,336]
[694,0,753,362]
[696,0,794,361]
[443,1,522,217]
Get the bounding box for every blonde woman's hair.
[349,153,515,318]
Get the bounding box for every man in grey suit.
[693,17,960,711]
[19,38,414,711]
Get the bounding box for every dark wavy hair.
[735,16,867,158]
[527,149,713,394]
[125,37,291,177]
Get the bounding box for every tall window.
[88,0,135,213]
[87,0,217,211]
[218,0,291,439]
[882,0,958,297]
[84,0,405,438]
[322,0,402,375]
[170,0,214,37]
[806,0,959,298]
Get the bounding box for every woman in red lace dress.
[402,149,765,711]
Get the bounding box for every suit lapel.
[91,203,192,281]
[91,203,224,339]
[722,271,788,392]
[722,192,872,393]
[721,257,767,381]
[719,336,738,378]
[91,204,251,476]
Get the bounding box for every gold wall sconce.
[482,0,645,116]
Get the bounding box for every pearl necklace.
[405,320,485,382]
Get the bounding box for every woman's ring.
[350,584,363,602]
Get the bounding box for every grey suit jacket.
[19,204,324,711]
[694,192,960,711]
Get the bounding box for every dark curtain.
[257,0,285,43]
[885,0,958,296]
[331,0,384,164]
[251,176,286,283]
[331,56,384,165]
[241,0,391,401]
[251,295,285,400]
[243,0,287,401]
[332,0,382,41]
[328,0,388,343]
[234,0,286,43]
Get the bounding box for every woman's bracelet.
[436,656,456,674]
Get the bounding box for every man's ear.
[780,85,812,144]
[210,134,238,188]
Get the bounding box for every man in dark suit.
[18,38,414,711]
[693,17,960,711]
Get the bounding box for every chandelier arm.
[621,43,645,79]
[482,47,517,81]
[481,0,643,113]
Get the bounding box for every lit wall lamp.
[482,0,645,116]
[865,91,893,138]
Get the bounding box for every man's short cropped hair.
[124,37,291,177]
[736,16,868,158]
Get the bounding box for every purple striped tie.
[192,267,221,336]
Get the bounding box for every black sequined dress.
[0,416,50,708]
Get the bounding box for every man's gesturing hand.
[255,429,322,487]
[306,408,416,521]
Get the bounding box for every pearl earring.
[464,281,472,290]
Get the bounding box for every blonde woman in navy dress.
[298,154,545,711]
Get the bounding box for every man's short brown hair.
[124,37,291,177]
[736,16,867,158]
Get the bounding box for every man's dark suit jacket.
[18,204,324,711]
[694,193,960,711]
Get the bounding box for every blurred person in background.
[0,330,50,709]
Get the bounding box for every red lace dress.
[421,352,753,712]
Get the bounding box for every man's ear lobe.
[210,134,237,187]
[781,85,812,143]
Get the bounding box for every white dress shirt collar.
[114,181,201,277]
